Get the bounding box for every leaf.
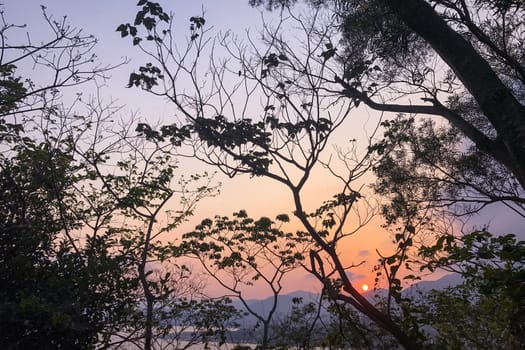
[190,16,206,29]
[134,11,144,25]
[143,17,155,30]
[276,214,289,222]
[160,13,170,22]
[116,24,129,38]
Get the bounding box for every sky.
[4,1,523,299]
[1,0,388,297]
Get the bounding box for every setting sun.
[361,284,369,292]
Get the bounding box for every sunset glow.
[361,284,369,292]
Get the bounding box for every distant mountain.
[404,273,463,297]
[231,273,463,324]
[231,290,321,327]
[221,274,464,343]
[359,273,463,301]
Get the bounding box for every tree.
[182,211,310,349]
[117,2,427,349]
[322,0,525,224]
[244,1,525,346]
[0,90,233,349]
[331,2,525,346]
[0,92,140,350]
[0,7,135,348]
[327,3,525,340]
[415,230,525,349]
[249,0,525,208]
[0,5,118,120]
[379,0,525,189]
[268,296,324,349]
[246,1,525,204]
[280,0,525,191]
[1,5,238,348]
[79,107,223,349]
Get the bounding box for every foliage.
[0,5,237,349]
[334,0,525,189]
[183,210,308,273]
[0,5,115,120]
[0,6,136,348]
[181,210,310,349]
[119,0,525,349]
[369,113,523,315]
[371,115,524,220]
[0,104,139,349]
[117,1,411,348]
[414,230,525,349]
[0,63,27,115]
[269,297,322,349]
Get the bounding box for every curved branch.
[334,76,521,183]
[384,0,525,188]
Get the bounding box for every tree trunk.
[261,320,270,350]
[383,0,525,189]
[139,262,154,350]
[293,191,420,350]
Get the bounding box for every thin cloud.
[345,271,366,280]
[358,249,370,257]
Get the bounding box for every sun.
[361,284,369,292]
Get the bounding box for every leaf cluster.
[182,211,308,273]
[412,230,525,349]
[116,0,169,46]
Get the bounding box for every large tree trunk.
[383,0,525,189]
[293,191,421,350]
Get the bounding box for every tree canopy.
[1,1,524,349]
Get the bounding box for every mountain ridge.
[232,273,463,325]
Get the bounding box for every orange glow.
[361,284,369,292]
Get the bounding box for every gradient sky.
[5,1,522,299]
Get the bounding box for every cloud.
[303,273,317,280]
[357,249,370,257]
[345,271,366,280]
